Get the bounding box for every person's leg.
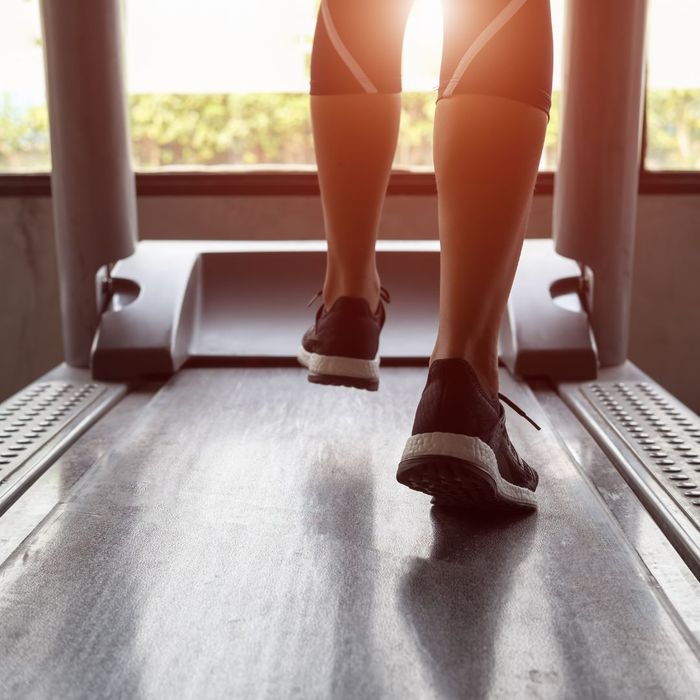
[397,0,553,508]
[310,0,414,312]
[432,0,553,396]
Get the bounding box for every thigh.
[439,0,552,113]
[311,0,416,94]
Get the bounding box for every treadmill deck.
[1,367,698,697]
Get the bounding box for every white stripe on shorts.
[442,0,529,98]
[321,0,378,94]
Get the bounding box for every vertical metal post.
[553,0,649,366]
[40,0,137,367]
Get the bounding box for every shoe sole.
[396,432,537,510]
[297,347,380,391]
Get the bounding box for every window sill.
[0,169,699,198]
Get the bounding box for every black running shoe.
[397,358,541,510]
[298,287,390,391]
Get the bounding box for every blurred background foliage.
[646,89,700,169]
[0,88,698,171]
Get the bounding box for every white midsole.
[297,347,380,380]
[400,432,537,507]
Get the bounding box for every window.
[0,0,48,172]
[0,0,565,174]
[125,0,316,169]
[124,0,566,171]
[0,0,697,176]
[645,0,700,170]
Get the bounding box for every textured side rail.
[0,380,126,515]
[561,378,700,577]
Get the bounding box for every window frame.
[2,168,700,199]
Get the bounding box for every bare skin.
[311,92,547,396]
[431,94,548,395]
[311,93,401,313]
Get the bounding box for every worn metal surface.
[586,381,700,512]
[1,368,698,698]
[0,379,126,516]
[0,385,155,566]
[560,376,700,576]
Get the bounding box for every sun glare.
[403,0,445,92]
[1,0,699,170]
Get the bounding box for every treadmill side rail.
[91,244,202,380]
[499,239,598,381]
[560,368,700,578]
[0,373,126,516]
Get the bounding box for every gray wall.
[1,192,699,410]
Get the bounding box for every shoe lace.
[498,393,541,431]
[306,286,391,307]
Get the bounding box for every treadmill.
[1,1,698,696]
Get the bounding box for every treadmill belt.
[0,368,697,697]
